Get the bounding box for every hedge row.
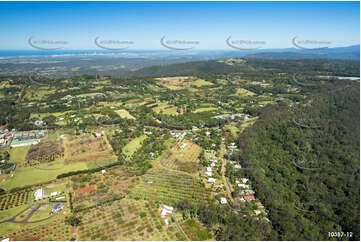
[56,161,124,179]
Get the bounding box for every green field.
[0,161,87,190]
[115,109,135,119]
[122,135,147,157]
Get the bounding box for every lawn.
[115,109,135,120]
[0,204,28,222]
[193,107,218,113]
[233,88,256,96]
[152,102,180,115]
[225,125,240,137]
[0,161,87,190]
[156,76,213,90]
[122,135,147,157]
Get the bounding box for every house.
[161,205,173,218]
[34,120,44,127]
[205,131,211,136]
[241,178,248,183]
[237,183,248,188]
[205,171,212,176]
[144,131,152,135]
[192,126,199,132]
[210,162,216,167]
[212,183,223,189]
[95,132,102,137]
[51,204,64,214]
[206,167,212,172]
[101,169,106,174]
[254,210,262,216]
[234,164,241,169]
[243,195,255,202]
[220,197,228,204]
[34,188,44,200]
[244,189,255,195]
[207,178,216,183]
[180,143,187,149]
[55,196,65,200]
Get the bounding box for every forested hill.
[123,58,360,78]
[234,80,360,240]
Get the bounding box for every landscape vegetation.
[0,56,359,241]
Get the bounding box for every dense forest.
[233,81,360,240]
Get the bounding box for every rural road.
[220,143,234,203]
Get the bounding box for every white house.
[161,205,174,218]
[220,197,228,204]
[241,178,248,183]
[180,143,187,149]
[206,167,212,172]
[234,164,241,169]
[254,210,262,216]
[208,178,216,183]
[205,171,212,176]
[34,188,44,200]
[238,183,247,188]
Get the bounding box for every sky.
[0,1,359,50]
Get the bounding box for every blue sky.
[0,1,359,50]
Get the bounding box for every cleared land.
[129,168,210,205]
[156,76,213,90]
[160,140,202,174]
[115,109,135,120]
[122,135,147,158]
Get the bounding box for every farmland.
[76,199,182,241]
[0,56,359,241]
[128,169,211,205]
[156,76,213,90]
[160,140,202,174]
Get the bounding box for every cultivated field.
[115,109,136,120]
[160,140,202,174]
[76,198,182,241]
[129,169,210,205]
[156,76,213,90]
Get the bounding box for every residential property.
[241,178,248,183]
[220,197,228,204]
[205,171,212,176]
[243,195,255,202]
[180,143,187,149]
[207,178,216,183]
[161,205,173,218]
